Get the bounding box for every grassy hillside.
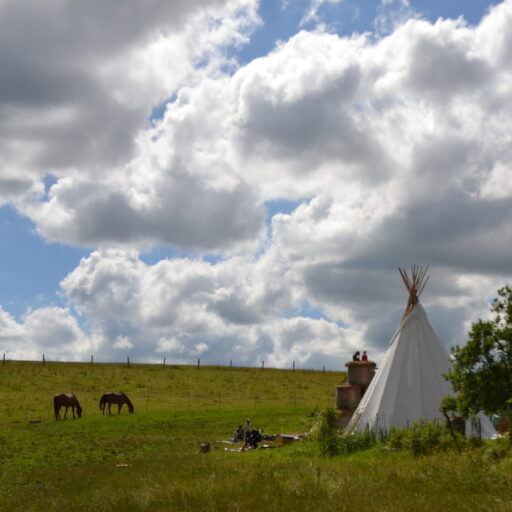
[0,361,342,423]
[0,362,511,511]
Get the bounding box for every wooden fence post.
[163,357,166,367]
[2,353,5,366]
[42,354,45,366]
[261,360,264,370]
[127,356,130,368]
[292,360,295,372]
[197,358,200,370]
[322,365,325,373]
[91,355,93,365]
[230,359,232,368]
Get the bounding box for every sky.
[1,0,511,369]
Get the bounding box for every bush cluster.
[313,413,509,458]
[386,419,460,456]
[315,408,378,456]
[481,436,512,461]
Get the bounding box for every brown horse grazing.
[99,392,134,415]
[54,393,82,420]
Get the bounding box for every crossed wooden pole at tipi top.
[398,265,430,320]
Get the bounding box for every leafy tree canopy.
[445,285,512,418]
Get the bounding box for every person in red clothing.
[361,351,368,361]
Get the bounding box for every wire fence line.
[1,353,340,373]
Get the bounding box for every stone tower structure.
[335,360,376,428]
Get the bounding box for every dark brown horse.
[54,393,82,420]
[99,392,134,415]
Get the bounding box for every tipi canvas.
[346,266,497,439]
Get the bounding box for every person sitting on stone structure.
[352,351,361,361]
[362,351,368,361]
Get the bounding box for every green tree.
[445,286,512,435]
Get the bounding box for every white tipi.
[346,266,497,438]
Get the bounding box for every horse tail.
[124,394,134,413]
[99,394,105,410]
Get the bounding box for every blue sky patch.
[0,206,90,319]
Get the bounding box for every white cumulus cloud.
[2,1,512,366]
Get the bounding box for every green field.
[0,361,511,511]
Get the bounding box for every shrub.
[338,429,377,454]
[481,436,512,461]
[316,408,340,456]
[315,415,472,458]
[313,409,379,456]
[387,419,461,456]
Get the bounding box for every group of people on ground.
[353,350,369,361]
[232,418,263,449]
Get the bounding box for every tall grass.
[4,437,512,512]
